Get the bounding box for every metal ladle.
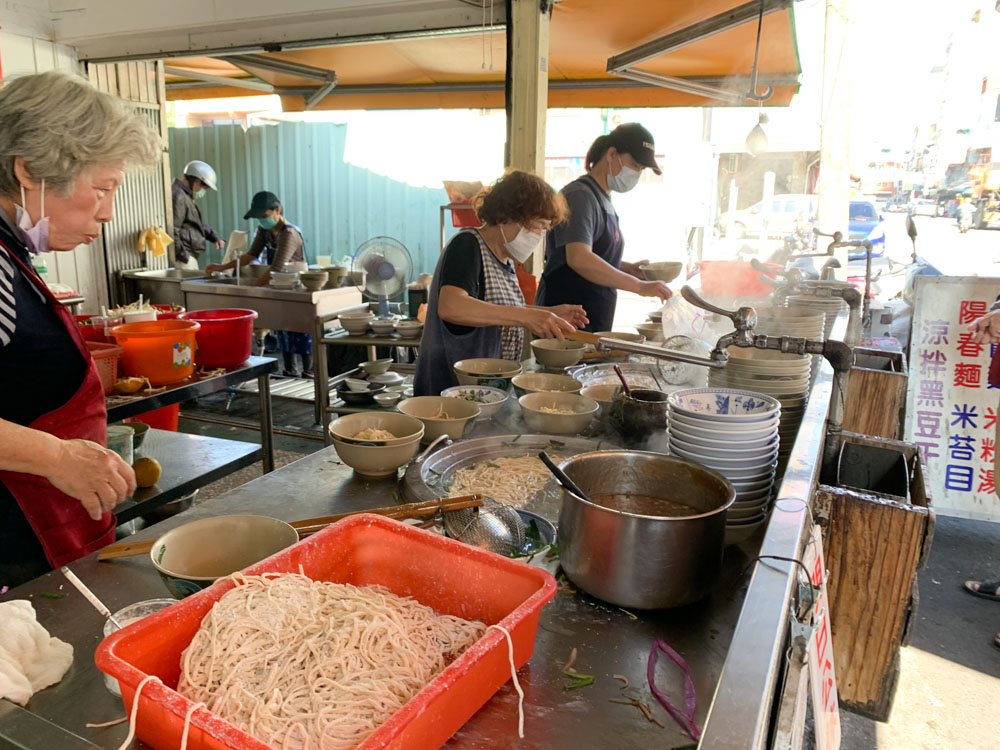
[539,451,592,503]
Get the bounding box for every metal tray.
[401,434,615,522]
[566,361,668,390]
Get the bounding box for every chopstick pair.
[96,495,484,561]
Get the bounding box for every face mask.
[15,181,50,254]
[607,155,641,193]
[501,225,541,264]
[194,188,207,199]
[258,216,279,230]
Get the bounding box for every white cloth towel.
[0,600,73,705]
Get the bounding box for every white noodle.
[117,674,161,750]
[352,427,396,441]
[177,572,486,749]
[448,455,559,509]
[487,624,524,739]
[537,405,575,415]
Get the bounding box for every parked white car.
[717,194,817,239]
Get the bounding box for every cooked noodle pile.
[448,455,558,508]
[537,405,575,415]
[352,427,396,441]
[178,572,486,749]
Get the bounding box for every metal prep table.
[180,278,362,424]
[107,356,279,473]
[0,345,834,749]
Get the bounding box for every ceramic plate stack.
[707,347,810,479]
[785,296,848,341]
[666,388,781,545]
[754,308,826,383]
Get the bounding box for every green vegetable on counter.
[40,592,68,599]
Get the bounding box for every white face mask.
[607,155,641,193]
[501,225,542,264]
[15,180,50,254]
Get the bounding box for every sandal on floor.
[963,580,1000,602]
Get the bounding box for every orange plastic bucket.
[111,320,200,386]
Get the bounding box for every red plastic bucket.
[110,320,200,386]
[152,304,186,321]
[179,309,259,369]
[699,260,780,298]
[134,404,180,432]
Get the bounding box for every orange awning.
[164,0,800,110]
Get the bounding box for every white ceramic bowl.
[374,391,402,407]
[328,411,424,446]
[332,435,421,477]
[724,517,768,546]
[369,371,405,386]
[440,385,508,420]
[669,432,778,457]
[370,319,397,336]
[397,396,481,443]
[344,377,370,392]
[395,320,424,338]
[511,372,583,397]
[530,339,587,368]
[518,392,598,435]
[669,442,778,469]
[668,409,780,435]
[359,358,393,376]
[668,388,780,422]
[634,322,665,343]
[669,424,779,451]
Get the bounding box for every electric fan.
[350,236,413,318]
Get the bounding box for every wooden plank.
[820,483,927,720]
[116,62,129,99]
[842,367,907,440]
[128,61,141,103]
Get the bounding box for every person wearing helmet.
[171,160,224,269]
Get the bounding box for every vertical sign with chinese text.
[904,276,1000,522]
[803,525,841,750]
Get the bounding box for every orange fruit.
[132,457,162,488]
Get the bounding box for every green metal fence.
[169,122,454,276]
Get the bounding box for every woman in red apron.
[0,71,158,587]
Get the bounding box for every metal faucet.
[235,254,241,286]
[594,286,854,482]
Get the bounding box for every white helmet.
[183,160,217,191]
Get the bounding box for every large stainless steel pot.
[557,450,734,609]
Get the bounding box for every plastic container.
[135,404,180,432]
[106,425,134,466]
[87,341,124,394]
[152,304,187,321]
[179,309,258,369]
[110,320,200,386]
[122,309,158,324]
[95,514,556,750]
[102,599,176,696]
[699,260,780,298]
[77,315,121,344]
[450,202,479,228]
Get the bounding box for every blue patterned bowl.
[440,385,508,420]
[668,388,780,422]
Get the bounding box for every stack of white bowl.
[708,347,810,479]
[754,308,826,383]
[784,296,848,341]
[667,388,781,544]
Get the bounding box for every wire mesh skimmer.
[442,496,526,556]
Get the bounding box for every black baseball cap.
[243,191,281,220]
[608,123,661,175]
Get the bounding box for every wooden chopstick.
[97,495,483,560]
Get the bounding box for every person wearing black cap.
[536,123,672,332]
[206,191,312,376]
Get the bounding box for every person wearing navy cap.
[536,122,672,332]
[207,191,312,376]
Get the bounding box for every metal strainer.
[442,496,526,556]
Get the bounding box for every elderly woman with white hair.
[0,71,159,586]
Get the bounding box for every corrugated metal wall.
[169,123,454,276]
[88,61,170,307]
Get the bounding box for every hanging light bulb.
[746,111,769,157]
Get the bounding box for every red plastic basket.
[95,514,556,750]
[450,203,480,228]
[699,260,780,298]
[87,341,123,394]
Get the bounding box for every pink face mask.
[15,180,50,254]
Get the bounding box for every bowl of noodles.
[518,392,599,435]
[511,372,583,398]
[397,396,481,444]
[329,412,425,447]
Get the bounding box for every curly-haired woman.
[414,170,588,396]
[0,71,159,585]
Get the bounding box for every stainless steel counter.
[1,358,834,749]
[180,278,361,334]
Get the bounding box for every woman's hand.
[546,304,589,329]
[968,310,1000,345]
[521,308,577,340]
[44,439,136,521]
[635,280,673,302]
[621,259,648,280]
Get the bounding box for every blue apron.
[536,175,624,333]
